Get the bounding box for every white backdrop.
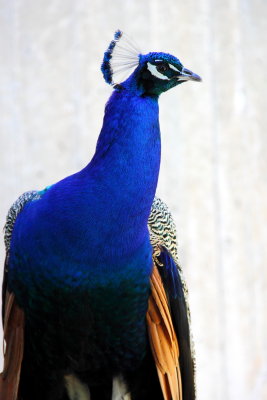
[0,1,267,399]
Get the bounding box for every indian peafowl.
[0,30,201,400]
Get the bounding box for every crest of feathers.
[101,30,141,86]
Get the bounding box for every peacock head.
[101,30,201,97]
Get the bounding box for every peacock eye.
[156,63,169,73]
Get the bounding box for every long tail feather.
[147,266,182,400]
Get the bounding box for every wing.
[147,197,196,400]
[0,191,41,400]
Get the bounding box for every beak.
[177,67,202,82]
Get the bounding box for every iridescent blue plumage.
[2,30,201,400]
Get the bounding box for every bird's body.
[1,31,200,400]
[9,90,160,392]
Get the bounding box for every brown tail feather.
[147,266,182,400]
[0,291,24,400]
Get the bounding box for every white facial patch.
[168,63,180,72]
[147,62,170,80]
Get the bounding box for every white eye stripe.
[147,62,170,80]
[168,63,180,72]
[154,60,180,73]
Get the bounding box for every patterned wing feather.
[148,197,178,264]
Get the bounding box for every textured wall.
[0,0,267,399]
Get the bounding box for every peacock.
[0,30,201,400]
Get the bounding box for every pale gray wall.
[0,0,267,399]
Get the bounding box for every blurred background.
[0,0,267,399]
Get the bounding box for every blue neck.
[82,89,161,256]
[8,87,162,298]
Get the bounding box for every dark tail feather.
[158,248,195,400]
[0,291,24,400]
